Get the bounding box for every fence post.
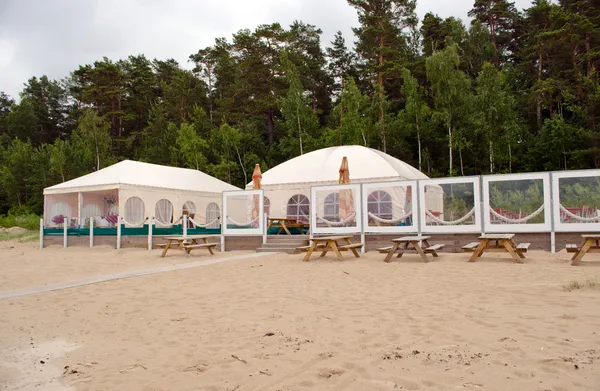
[63,218,68,248]
[117,218,122,249]
[360,184,365,254]
[183,215,188,237]
[416,180,422,236]
[263,212,267,244]
[90,217,94,248]
[549,172,556,253]
[221,234,225,252]
[148,216,153,250]
[39,218,44,249]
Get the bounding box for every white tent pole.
[63,218,68,248]
[117,217,122,249]
[148,216,153,251]
[263,212,267,244]
[39,218,43,249]
[78,192,83,228]
[90,217,94,248]
[360,184,365,254]
[183,215,188,237]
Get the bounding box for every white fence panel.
[552,169,600,232]
[311,184,362,235]
[419,176,482,234]
[222,190,264,236]
[483,172,551,233]
[361,181,418,233]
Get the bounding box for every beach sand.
[1,241,599,390]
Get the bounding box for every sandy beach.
[1,242,599,390]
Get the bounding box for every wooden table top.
[478,233,515,240]
[155,235,216,240]
[581,234,600,239]
[268,217,298,221]
[392,236,431,242]
[311,235,352,241]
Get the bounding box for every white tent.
[43,160,240,228]
[245,145,443,224]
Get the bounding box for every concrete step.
[261,242,305,249]
[256,247,298,254]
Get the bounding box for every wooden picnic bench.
[377,236,445,263]
[566,234,600,265]
[297,235,363,262]
[268,217,310,235]
[155,235,218,258]
[462,234,528,263]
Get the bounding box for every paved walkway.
[0,252,272,300]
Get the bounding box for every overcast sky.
[0,0,532,100]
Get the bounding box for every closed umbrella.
[252,164,262,227]
[338,157,354,224]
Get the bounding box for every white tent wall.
[118,187,222,227]
[81,190,119,227]
[44,193,79,227]
[263,186,311,221]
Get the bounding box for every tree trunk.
[378,35,385,123]
[297,105,303,155]
[460,149,464,176]
[489,15,498,66]
[569,38,583,103]
[508,143,512,173]
[266,111,275,144]
[537,52,543,132]
[234,146,247,184]
[448,124,453,176]
[586,33,593,74]
[416,117,422,172]
[489,139,494,173]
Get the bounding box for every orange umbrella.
[338,157,354,223]
[252,164,262,227]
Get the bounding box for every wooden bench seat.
[182,243,217,249]
[295,244,326,252]
[377,246,393,253]
[338,243,363,250]
[566,243,579,253]
[425,244,445,252]
[154,243,168,248]
[462,242,480,252]
[516,243,530,252]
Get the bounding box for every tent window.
[206,202,220,228]
[81,204,102,220]
[155,199,174,225]
[124,197,145,225]
[287,194,309,222]
[183,201,196,215]
[368,190,392,219]
[324,193,339,220]
[264,197,270,215]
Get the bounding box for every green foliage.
[0,213,40,230]
[490,181,545,222]
[1,0,600,214]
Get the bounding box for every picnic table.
[155,235,218,258]
[377,236,444,263]
[566,234,600,265]
[267,217,309,235]
[296,235,363,262]
[462,234,529,263]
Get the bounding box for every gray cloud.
[0,0,531,100]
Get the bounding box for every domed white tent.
[44,160,239,230]
[245,145,443,227]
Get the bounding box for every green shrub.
[0,213,41,230]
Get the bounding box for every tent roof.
[247,145,429,188]
[44,160,240,194]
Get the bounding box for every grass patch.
[563,277,600,292]
[0,230,39,243]
[0,214,41,230]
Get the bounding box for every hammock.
[227,215,260,226]
[121,216,148,227]
[489,204,544,224]
[425,207,476,225]
[317,212,356,227]
[368,211,412,224]
[153,215,183,228]
[190,217,221,228]
[559,205,600,222]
